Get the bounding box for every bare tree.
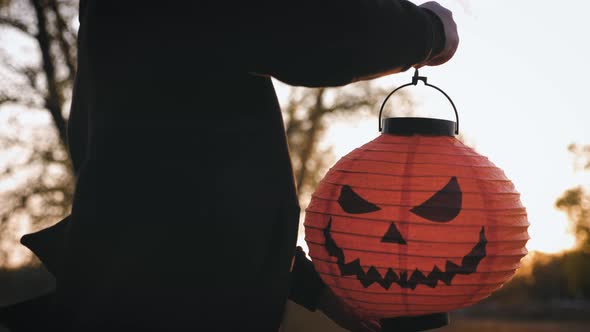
[1,0,414,266]
[0,0,77,266]
[279,80,412,205]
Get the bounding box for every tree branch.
[0,16,32,35]
[0,94,18,105]
[30,0,68,148]
[328,99,373,114]
[48,0,76,80]
[295,88,325,192]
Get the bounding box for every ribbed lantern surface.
[304,132,529,319]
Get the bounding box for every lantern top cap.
[382,117,456,136]
[379,69,459,135]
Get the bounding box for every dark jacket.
[1,1,444,331]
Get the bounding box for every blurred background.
[0,0,589,331]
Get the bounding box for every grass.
[2,302,588,331]
[281,301,590,332]
[437,318,589,332]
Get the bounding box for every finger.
[426,44,459,66]
[366,319,382,332]
[358,321,380,332]
[424,54,448,66]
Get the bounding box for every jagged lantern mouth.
[323,177,487,290]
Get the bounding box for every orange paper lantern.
[304,71,529,330]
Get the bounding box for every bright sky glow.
[1,1,588,266]
[277,0,589,254]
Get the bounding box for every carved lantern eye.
[304,119,529,325]
[338,176,463,245]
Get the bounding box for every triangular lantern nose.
[381,223,407,245]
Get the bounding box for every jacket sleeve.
[230,0,446,87]
[288,246,326,311]
[85,0,445,87]
[0,292,56,332]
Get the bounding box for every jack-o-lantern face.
[324,177,487,290]
[304,133,529,319]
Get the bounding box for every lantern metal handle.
[378,69,459,135]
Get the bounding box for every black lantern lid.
[382,117,456,136]
[378,69,459,136]
[381,312,449,332]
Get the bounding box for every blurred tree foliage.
[0,0,77,266]
[554,143,590,298]
[0,1,586,319]
[461,144,590,318]
[556,144,590,251]
[0,1,411,267]
[279,81,411,206]
[500,143,590,301]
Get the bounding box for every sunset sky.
[277,0,590,254]
[1,1,588,264]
